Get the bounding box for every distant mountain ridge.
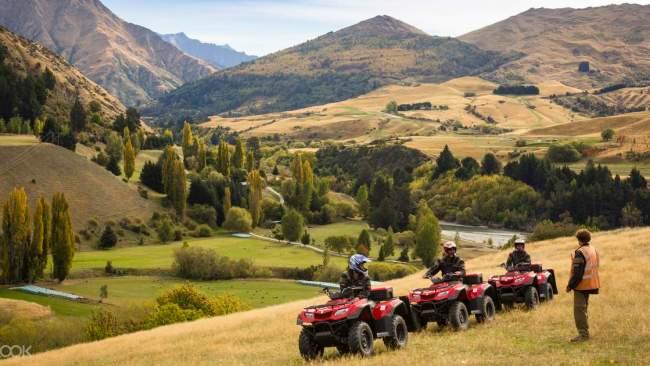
[0,0,216,106]
[460,4,650,88]
[161,33,256,69]
[149,15,520,120]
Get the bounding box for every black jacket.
[339,269,371,298]
[425,255,466,277]
[506,250,531,269]
[567,248,599,294]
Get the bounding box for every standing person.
[566,229,600,342]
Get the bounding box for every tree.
[398,247,410,262]
[105,131,123,164]
[433,145,459,179]
[301,159,314,211]
[99,285,108,303]
[629,168,647,189]
[99,226,118,249]
[481,153,502,175]
[1,187,31,283]
[196,140,207,172]
[272,165,279,176]
[182,122,194,164]
[247,170,264,227]
[161,146,179,194]
[355,185,369,219]
[106,157,121,176]
[217,139,231,177]
[601,128,615,142]
[232,139,246,170]
[282,209,304,242]
[414,212,441,267]
[325,236,354,254]
[140,160,164,193]
[70,97,86,133]
[246,151,255,172]
[35,197,50,279]
[455,157,480,180]
[168,159,187,218]
[51,193,74,282]
[546,144,580,163]
[384,100,398,114]
[157,217,174,243]
[223,207,253,232]
[384,227,395,257]
[357,229,371,253]
[123,137,135,181]
[28,199,45,282]
[224,186,232,215]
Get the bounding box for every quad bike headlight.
[334,308,349,317]
[305,312,314,319]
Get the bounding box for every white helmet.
[443,241,457,250]
[514,238,526,245]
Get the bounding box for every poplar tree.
[182,121,194,162]
[356,185,369,219]
[224,186,232,216]
[168,159,187,218]
[247,170,264,227]
[302,159,314,211]
[232,139,246,170]
[217,139,231,177]
[196,140,207,172]
[35,197,50,279]
[161,146,178,194]
[28,199,45,282]
[123,137,135,181]
[1,187,30,283]
[51,193,74,282]
[246,151,255,172]
[415,212,441,267]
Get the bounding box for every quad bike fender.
[372,299,416,335]
[547,269,558,294]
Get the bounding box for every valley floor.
[6,227,649,366]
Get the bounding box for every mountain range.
[161,33,256,69]
[0,0,216,107]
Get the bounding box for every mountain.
[161,33,256,69]
[0,0,216,107]
[0,26,125,121]
[460,4,650,89]
[149,15,520,120]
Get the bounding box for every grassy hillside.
[0,26,125,121]
[460,4,650,89]
[150,16,519,119]
[11,227,649,366]
[0,142,158,229]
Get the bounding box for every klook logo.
[0,345,31,358]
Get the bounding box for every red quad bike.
[488,263,558,310]
[408,272,497,331]
[296,286,419,359]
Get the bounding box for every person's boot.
[570,335,589,343]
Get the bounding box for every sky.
[102,0,650,56]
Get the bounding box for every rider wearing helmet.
[339,254,372,298]
[506,238,531,270]
[424,241,465,278]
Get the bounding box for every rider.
[424,241,466,278]
[339,254,372,298]
[506,238,531,270]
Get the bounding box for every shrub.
[172,246,260,280]
[156,284,217,315]
[281,209,304,242]
[528,220,579,242]
[211,293,251,315]
[223,207,252,232]
[261,198,284,222]
[186,204,217,227]
[601,128,615,142]
[85,309,119,341]
[546,144,581,163]
[367,262,418,281]
[324,235,355,254]
[194,224,212,237]
[335,202,357,219]
[157,217,174,243]
[99,226,118,249]
[145,303,203,328]
[300,231,311,245]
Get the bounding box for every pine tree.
[232,139,246,170]
[433,145,459,179]
[51,193,74,282]
[182,121,194,163]
[357,229,371,253]
[247,170,264,227]
[355,185,369,219]
[70,97,86,133]
[1,187,31,283]
[123,137,135,181]
[481,153,502,175]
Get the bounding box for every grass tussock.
[5,227,650,366]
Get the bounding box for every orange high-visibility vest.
[570,244,600,291]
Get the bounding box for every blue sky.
[103,0,650,56]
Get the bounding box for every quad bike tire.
[298,328,324,360]
[524,286,540,310]
[448,301,470,331]
[476,296,496,323]
[542,283,554,302]
[348,321,374,357]
[383,315,409,350]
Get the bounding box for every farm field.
[13,227,650,366]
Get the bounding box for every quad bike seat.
[463,273,483,285]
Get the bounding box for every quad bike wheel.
[383,315,408,350]
[524,286,540,310]
[476,296,496,323]
[542,283,554,302]
[348,321,374,356]
[298,328,324,360]
[448,301,470,331]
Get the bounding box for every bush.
[157,217,175,243]
[282,209,305,242]
[493,85,540,95]
[0,317,87,354]
[335,202,357,219]
[85,309,119,341]
[601,128,615,142]
[172,246,260,280]
[223,207,252,232]
[99,226,118,249]
[187,204,217,227]
[528,220,578,242]
[145,303,202,328]
[324,235,355,254]
[367,262,418,281]
[211,293,251,315]
[261,198,284,222]
[313,265,344,282]
[194,224,212,237]
[546,144,581,163]
[156,284,217,315]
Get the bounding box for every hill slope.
[460,4,650,89]
[161,33,256,69]
[0,0,216,106]
[0,26,125,121]
[10,227,650,365]
[0,143,158,229]
[150,15,519,120]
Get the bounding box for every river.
[440,221,528,248]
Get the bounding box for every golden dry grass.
[528,112,650,138]
[9,227,650,366]
[0,298,52,320]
